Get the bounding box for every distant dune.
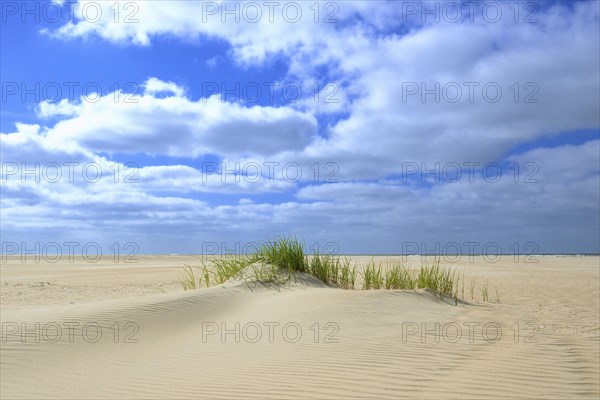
[1,256,599,399]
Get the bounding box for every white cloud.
[43,1,600,180]
[289,2,600,179]
[3,138,597,253]
[143,77,185,97]
[37,99,80,118]
[0,128,297,198]
[46,1,369,62]
[35,78,317,158]
[3,1,598,253]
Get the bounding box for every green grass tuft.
[256,235,306,274]
[210,257,249,284]
[362,261,384,290]
[384,262,417,290]
[338,257,357,290]
[481,283,489,302]
[307,253,338,285]
[417,261,456,299]
[177,236,486,306]
[179,265,198,291]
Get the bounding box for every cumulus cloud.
[44,1,600,179]
[34,78,317,158]
[294,140,600,252]
[4,137,596,253]
[45,1,378,63]
[143,77,185,97]
[1,129,297,198]
[289,2,600,179]
[37,99,80,118]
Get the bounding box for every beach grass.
[362,261,385,290]
[180,236,480,305]
[211,257,249,284]
[306,253,340,285]
[179,265,199,290]
[481,283,489,302]
[338,257,357,290]
[384,262,417,290]
[417,261,456,299]
[256,235,306,274]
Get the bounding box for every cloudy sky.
[1,0,599,256]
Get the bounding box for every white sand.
[1,255,598,399]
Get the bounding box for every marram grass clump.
[178,236,494,305]
[362,261,385,290]
[384,263,417,290]
[417,261,456,299]
[257,236,306,274]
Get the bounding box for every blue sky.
[1,0,599,255]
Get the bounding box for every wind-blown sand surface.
[1,255,598,399]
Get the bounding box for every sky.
[1,0,599,256]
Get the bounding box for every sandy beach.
[1,255,598,399]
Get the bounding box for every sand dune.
[1,256,598,399]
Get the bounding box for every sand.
[1,255,598,399]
